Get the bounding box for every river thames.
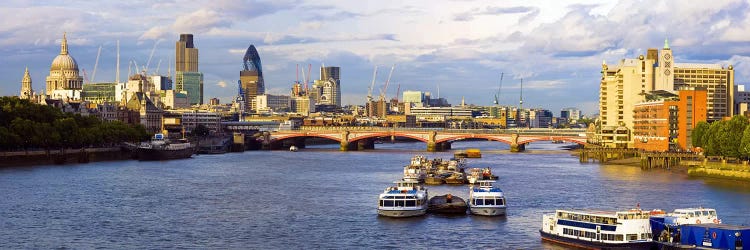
[1,141,749,249]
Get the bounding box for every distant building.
[312,66,341,107]
[161,90,189,109]
[290,95,315,115]
[255,94,290,113]
[82,82,119,104]
[20,67,34,100]
[735,85,750,116]
[151,75,172,91]
[175,34,203,105]
[240,45,265,112]
[529,109,553,128]
[402,90,425,106]
[125,92,162,133]
[45,33,83,101]
[560,107,581,121]
[209,98,220,106]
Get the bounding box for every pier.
[579,146,704,169]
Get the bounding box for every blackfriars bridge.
[258,127,589,152]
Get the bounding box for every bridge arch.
[271,134,342,143]
[349,132,430,143]
[436,135,513,145]
[517,137,587,145]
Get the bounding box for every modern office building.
[560,107,581,121]
[240,44,265,112]
[735,85,750,116]
[290,95,315,115]
[632,89,707,151]
[673,64,734,121]
[255,94,290,112]
[402,90,425,105]
[151,75,172,91]
[313,66,341,107]
[175,34,203,105]
[82,82,118,104]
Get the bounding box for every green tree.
[692,121,710,148]
[54,117,81,148]
[741,125,750,159]
[10,118,36,150]
[704,121,724,156]
[718,116,749,158]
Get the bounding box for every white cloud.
[216,80,227,88]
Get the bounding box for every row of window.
[562,228,623,241]
[471,198,505,206]
[379,199,423,207]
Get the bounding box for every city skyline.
[3,0,750,114]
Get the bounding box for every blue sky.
[2,0,750,115]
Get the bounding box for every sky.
[3,0,750,115]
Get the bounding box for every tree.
[692,121,710,148]
[719,116,749,158]
[704,121,723,156]
[741,125,750,159]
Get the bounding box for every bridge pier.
[340,131,350,151]
[357,139,374,150]
[510,143,526,152]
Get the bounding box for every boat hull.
[469,206,506,216]
[428,195,467,214]
[377,208,427,218]
[137,147,194,161]
[540,230,655,250]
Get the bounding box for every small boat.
[289,145,298,152]
[540,207,655,249]
[377,180,428,217]
[403,156,428,183]
[468,180,506,216]
[424,175,444,185]
[650,207,722,244]
[137,134,195,161]
[444,172,467,185]
[428,194,467,214]
[466,148,481,158]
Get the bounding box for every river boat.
[468,180,506,216]
[540,208,655,249]
[424,174,444,185]
[377,180,428,217]
[137,134,195,161]
[289,145,298,152]
[444,172,467,185]
[466,148,481,158]
[403,157,428,183]
[650,207,721,244]
[427,194,467,214]
[467,168,498,184]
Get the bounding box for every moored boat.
[540,207,655,249]
[428,194,467,214]
[289,145,298,152]
[377,180,428,217]
[444,172,467,185]
[424,175,444,185]
[468,180,506,216]
[137,134,195,161]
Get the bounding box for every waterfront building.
[175,34,203,105]
[125,92,162,133]
[161,90,190,109]
[529,109,553,128]
[45,33,83,101]
[408,107,472,122]
[632,89,707,151]
[171,110,222,134]
[240,44,265,112]
[255,94,290,113]
[598,39,734,148]
[735,85,750,116]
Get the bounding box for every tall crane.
[366,66,378,103]
[494,73,504,105]
[145,40,159,74]
[393,83,400,102]
[379,64,395,101]
[91,45,102,83]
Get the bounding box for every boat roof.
[683,224,750,230]
[673,208,715,213]
[387,189,418,194]
[473,187,502,193]
[556,209,631,217]
[394,180,420,184]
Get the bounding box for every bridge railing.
[278,126,587,136]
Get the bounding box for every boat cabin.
[379,181,426,209]
[552,209,652,242]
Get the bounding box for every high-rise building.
[735,85,750,116]
[20,67,33,100]
[175,34,203,105]
[240,44,265,112]
[632,89,707,151]
[314,66,341,107]
[46,33,83,100]
[673,64,734,122]
[560,107,581,121]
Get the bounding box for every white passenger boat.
[540,208,655,249]
[668,207,720,225]
[377,180,428,217]
[468,180,506,216]
[403,157,427,183]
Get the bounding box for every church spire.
[61,32,68,55]
[21,67,33,99]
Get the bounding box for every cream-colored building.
[46,33,83,101]
[598,39,735,147]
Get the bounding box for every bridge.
[259,127,589,152]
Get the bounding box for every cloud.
[454,6,539,22]
[216,80,227,88]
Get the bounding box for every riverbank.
[686,160,750,181]
[0,147,132,167]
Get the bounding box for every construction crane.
[155,59,162,75]
[145,40,159,74]
[366,66,378,103]
[379,64,395,101]
[393,83,400,102]
[91,45,102,83]
[82,69,89,84]
[494,72,504,105]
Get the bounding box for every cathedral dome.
[50,54,78,71]
[49,33,79,71]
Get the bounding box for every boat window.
[615,234,624,241]
[405,200,416,207]
[702,211,709,216]
[383,200,394,207]
[486,199,495,205]
[627,234,637,241]
[496,199,504,205]
[395,200,405,207]
[608,234,615,241]
[709,210,716,216]
[476,199,484,205]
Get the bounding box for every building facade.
[255,94,290,113]
[82,82,118,104]
[240,45,265,112]
[45,33,83,101]
[632,89,707,151]
[20,67,33,100]
[175,34,203,105]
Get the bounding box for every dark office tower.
[175,34,203,105]
[240,44,265,112]
[318,66,341,107]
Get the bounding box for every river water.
[1,141,749,249]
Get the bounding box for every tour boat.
[468,180,506,216]
[137,134,195,161]
[377,180,428,217]
[403,156,428,183]
[540,208,655,249]
[667,208,720,225]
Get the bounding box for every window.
[615,234,624,241]
[496,199,504,205]
[486,199,495,205]
[405,200,415,207]
[476,199,484,205]
[395,200,405,207]
[627,234,638,240]
[383,200,394,207]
